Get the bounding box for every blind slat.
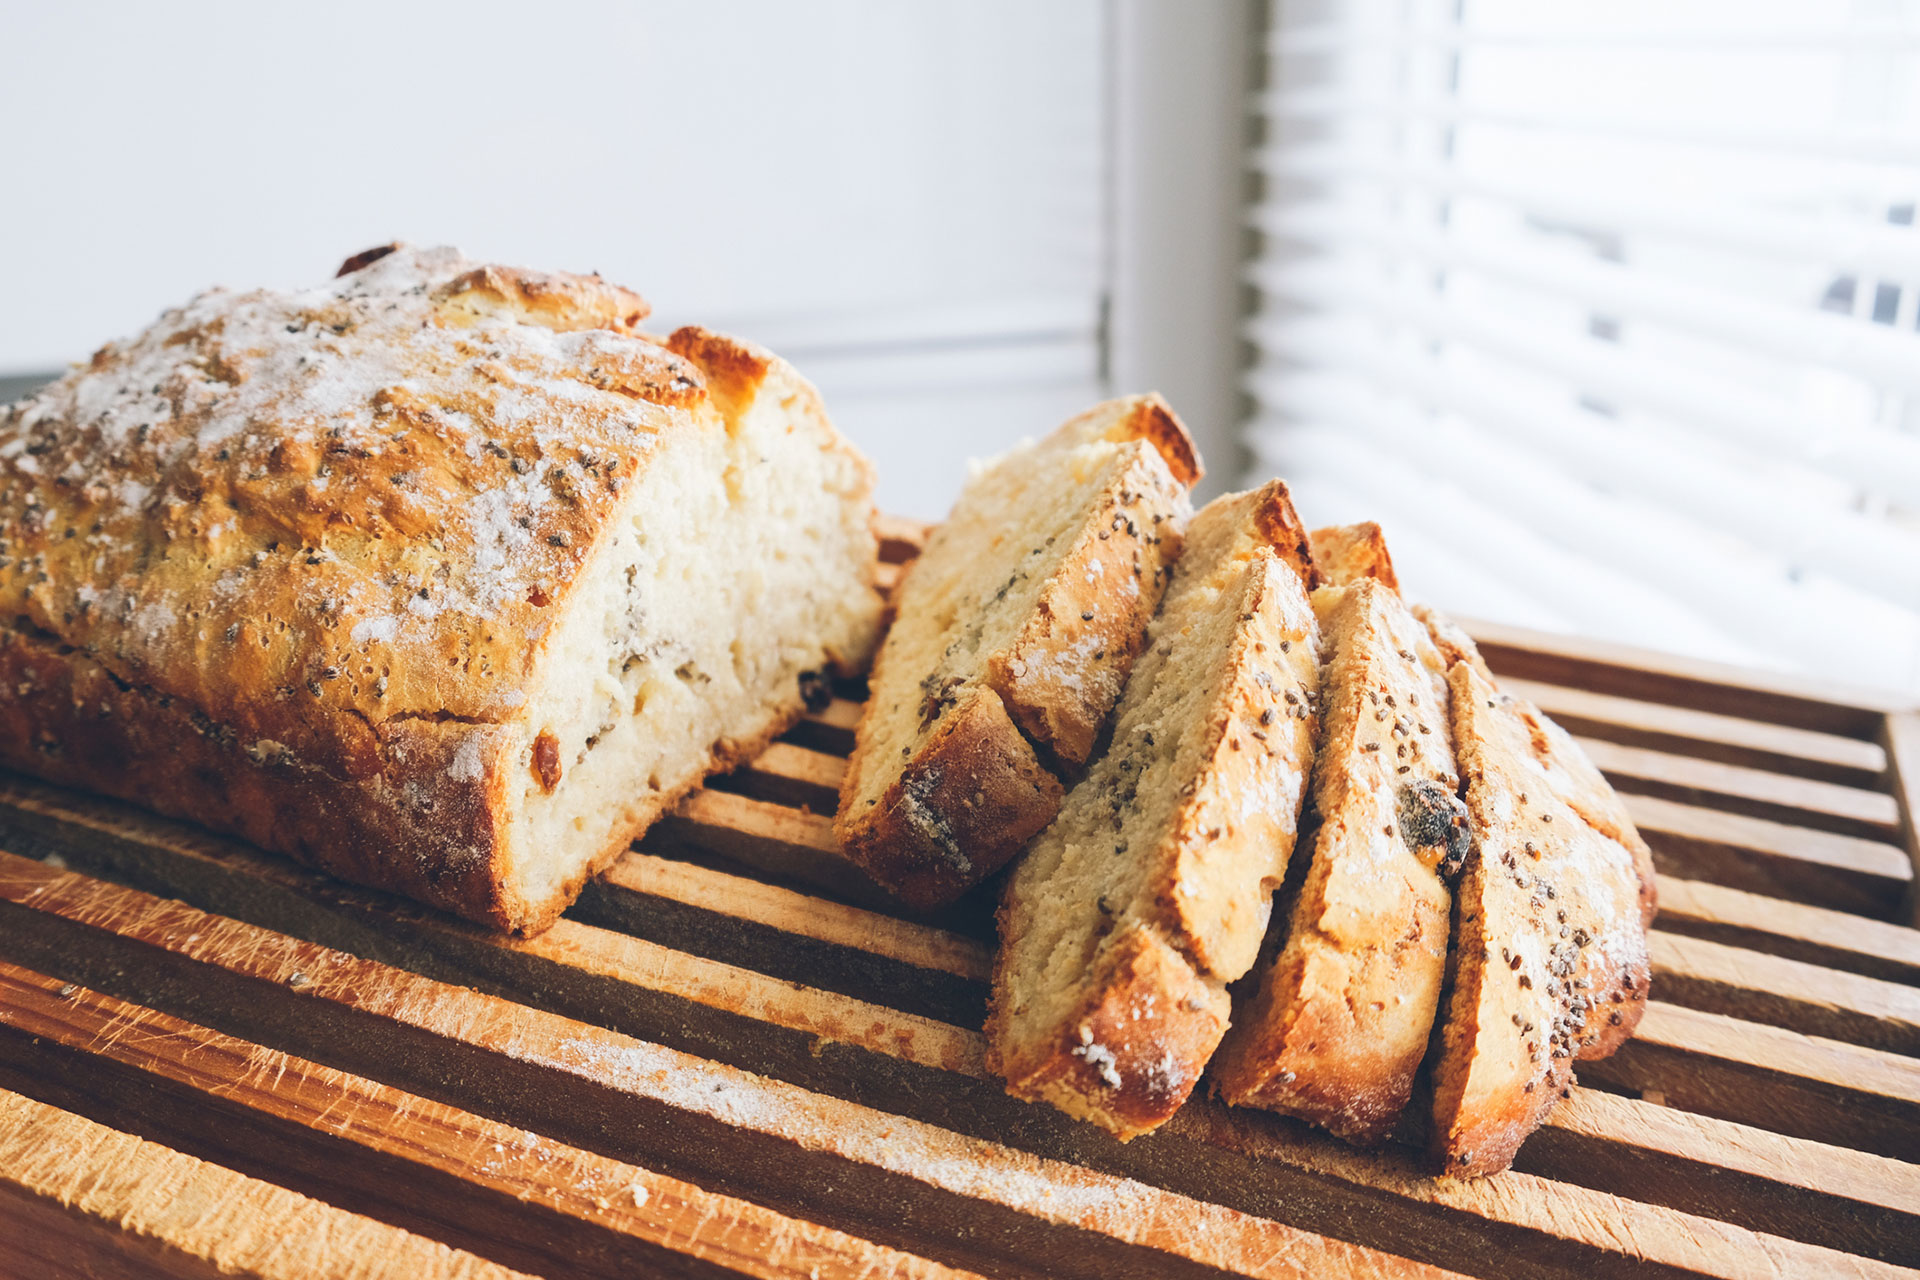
[1261,203,1920,395]
[1251,334,1920,605]
[1261,145,1920,280]
[1261,88,1920,166]
[1251,259,1920,508]
[1252,397,1920,679]
[1254,423,1779,667]
[1272,23,1920,56]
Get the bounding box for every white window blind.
[1248,0,1920,693]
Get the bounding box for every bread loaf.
[1211,532,1465,1144]
[834,396,1199,908]
[986,481,1322,1139]
[0,245,884,934]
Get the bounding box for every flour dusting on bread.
[0,246,884,932]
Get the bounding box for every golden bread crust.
[1053,392,1202,488]
[835,396,1197,908]
[1429,665,1650,1176]
[987,446,1190,765]
[1212,577,1463,1145]
[1147,550,1322,980]
[0,246,879,931]
[0,245,698,736]
[1308,522,1397,593]
[1413,606,1656,925]
[987,925,1230,1141]
[835,685,1064,909]
[986,481,1323,1142]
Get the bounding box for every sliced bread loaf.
[0,246,885,935]
[985,481,1323,1139]
[1428,663,1652,1176]
[1211,559,1466,1144]
[835,396,1199,908]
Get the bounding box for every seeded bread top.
[0,247,812,770]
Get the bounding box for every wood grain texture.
[1624,792,1910,917]
[1581,736,1901,842]
[1653,874,1920,984]
[0,963,980,1280]
[1459,615,1908,738]
[1581,1002,1920,1162]
[2,845,1915,1278]
[1502,677,1887,788]
[0,852,1466,1280]
[0,1087,530,1280]
[1648,930,1920,1054]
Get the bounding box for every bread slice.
[1428,663,1652,1176]
[986,481,1323,1139]
[0,246,885,934]
[1413,608,1656,927]
[1308,521,1400,593]
[835,396,1199,907]
[1211,563,1466,1145]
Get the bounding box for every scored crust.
[0,246,883,932]
[1428,664,1651,1176]
[836,395,1199,908]
[1212,573,1465,1144]
[987,481,1323,1140]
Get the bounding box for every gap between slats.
[0,1085,534,1280]
[1501,678,1886,790]
[0,866,1499,1280]
[731,732,1914,921]
[0,964,1015,1280]
[1,836,1917,1274]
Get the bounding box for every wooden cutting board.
[1,517,1917,1279]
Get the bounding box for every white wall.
[0,1,1116,518]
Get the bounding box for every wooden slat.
[650,789,900,912]
[717,741,846,813]
[580,851,990,1027]
[0,539,1914,1279]
[0,856,1469,1280]
[0,1087,529,1280]
[1514,1089,1920,1269]
[1581,1002,1920,1163]
[782,697,861,755]
[602,850,989,982]
[0,963,979,1280]
[1503,676,1888,788]
[1886,711,1920,929]
[1460,615,1909,740]
[1626,793,1910,917]
[1580,737,1901,843]
[2,846,1914,1279]
[1647,931,1920,1056]
[675,778,1916,923]
[1653,875,1920,986]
